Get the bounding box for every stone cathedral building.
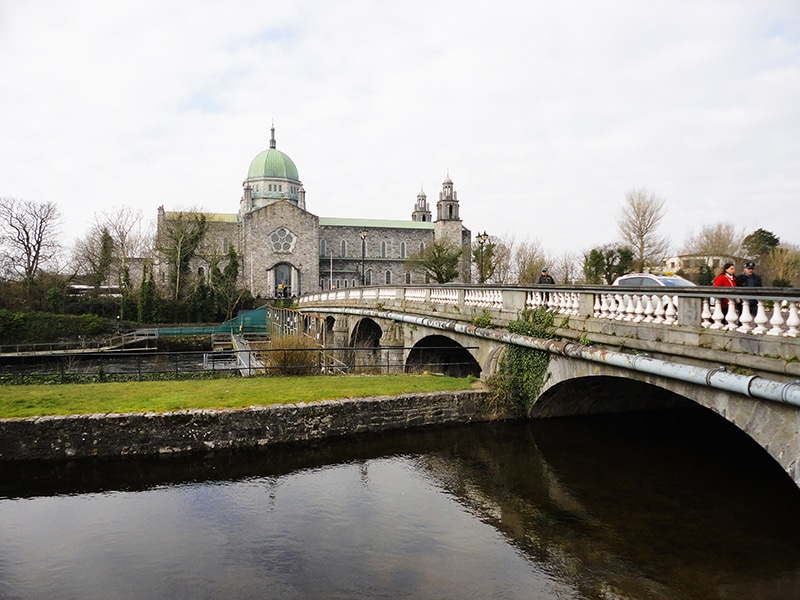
[156,126,472,299]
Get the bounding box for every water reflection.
[2,406,800,599]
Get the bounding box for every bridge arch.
[539,357,800,485]
[405,335,481,378]
[351,318,382,348]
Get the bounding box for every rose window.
[270,228,296,253]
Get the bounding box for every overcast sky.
[1,0,798,261]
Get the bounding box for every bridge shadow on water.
[2,389,800,599]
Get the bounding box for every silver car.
[612,274,695,287]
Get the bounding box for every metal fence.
[0,346,478,385]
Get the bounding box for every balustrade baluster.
[737,301,754,334]
[611,294,622,320]
[551,291,560,312]
[653,295,666,324]
[710,298,726,329]
[768,301,786,336]
[724,299,739,331]
[600,294,611,319]
[701,299,712,328]
[633,294,645,323]
[786,302,800,338]
[643,295,655,323]
[623,294,636,321]
[571,293,580,316]
[663,295,677,325]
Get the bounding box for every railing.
[300,284,800,339]
[0,346,476,384]
[0,330,159,355]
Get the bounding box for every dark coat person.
[735,262,763,287]
[735,261,762,316]
[536,267,555,285]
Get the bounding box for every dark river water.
[2,405,800,600]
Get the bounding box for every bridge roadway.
[298,283,800,486]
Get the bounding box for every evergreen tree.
[742,228,780,259]
[406,241,462,283]
[211,246,244,321]
[137,264,159,323]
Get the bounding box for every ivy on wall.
[488,308,556,417]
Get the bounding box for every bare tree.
[73,206,152,297]
[762,244,800,287]
[617,188,669,271]
[513,239,549,284]
[554,251,581,284]
[72,227,114,292]
[489,234,516,284]
[682,222,744,257]
[156,211,208,301]
[95,206,151,274]
[0,197,62,302]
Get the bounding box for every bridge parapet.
[302,284,800,335]
[300,284,800,370]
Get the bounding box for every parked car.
[612,274,696,287]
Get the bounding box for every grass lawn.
[0,375,478,419]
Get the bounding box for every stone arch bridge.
[296,284,800,486]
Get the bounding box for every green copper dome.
[247,148,299,181]
[246,125,300,182]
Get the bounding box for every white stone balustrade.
[465,288,503,309]
[300,285,800,339]
[430,288,459,306]
[702,297,800,338]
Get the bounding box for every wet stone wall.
[0,391,508,461]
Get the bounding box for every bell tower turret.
[412,185,431,222]
[433,172,470,282]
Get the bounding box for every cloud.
[1,0,798,260]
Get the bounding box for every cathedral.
[156,126,472,299]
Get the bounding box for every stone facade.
[155,126,472,299]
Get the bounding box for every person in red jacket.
[713,262,737,317]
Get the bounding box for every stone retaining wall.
[0,391,509,461]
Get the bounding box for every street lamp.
[476,231,489,284]
[359,230,368,286]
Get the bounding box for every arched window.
[385,270,392,285]
[198,266,205,278]
[366,270,372,286]
[400,242,406,258]
[419,242,425,253]
[341,240,347,257]
[381,241,387,258]
[343,279,348,288]
[320,239,326,256]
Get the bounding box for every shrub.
[259,334,320,376]
[0,310,114,345]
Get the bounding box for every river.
[1,404,799,599]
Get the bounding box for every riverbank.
[0,374,478,419]
[0,389,510,461]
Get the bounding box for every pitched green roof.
[319,217,433,230]
[164,211,237,223]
